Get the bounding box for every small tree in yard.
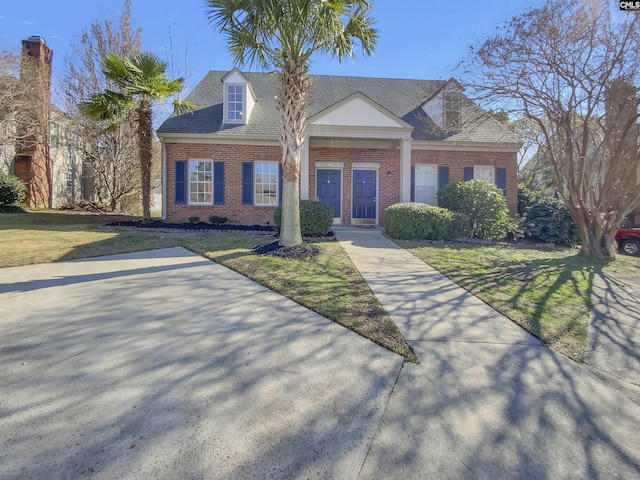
[467,0,640,258]
[81,52,193,220]
[439,179,516,240]
[204,0,377,247]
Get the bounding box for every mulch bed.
[106,220,275,232]
[253,241,321,259]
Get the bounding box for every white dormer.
[222,68,257,125]
[422,78,464,130]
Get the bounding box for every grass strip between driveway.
[0,211,416,362]
[399,240,640,362]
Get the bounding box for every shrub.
[208,215,228,226]
[384,202,469,240]
[273,200,333,237]
[438,179,515,240]
[187,216,200,224]
[518,186,578,245]
[0,174,26,207]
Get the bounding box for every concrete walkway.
[335,228,640,479]
[0,248,402,480]
[586,272,640,400]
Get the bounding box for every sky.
[0,0,537,104]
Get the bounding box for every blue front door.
[352,170,376,220]
[316,169,341,221]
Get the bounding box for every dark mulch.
[106,219,275,232]
[253,240,321,260]
[0,205,28,213]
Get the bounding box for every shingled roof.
[157,70,520,145]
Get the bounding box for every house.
[157,69,520,226]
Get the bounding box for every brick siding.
[165,142,518,225]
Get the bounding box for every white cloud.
[20,21,35,26]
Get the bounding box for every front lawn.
[401,240,640,361]
[0,210,415,361]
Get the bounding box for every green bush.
[384,202,469,240]
[438,179,515,240]
[0,174,26,207]
[273,200,333,237]
[208,215,228,226]
[187,216,200,224]
[518,186,578,245]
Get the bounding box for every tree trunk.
[137,98,152,220]
[280,178,302,247]
[276,62,310,247]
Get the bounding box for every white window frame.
[414,164,438,205]
[254,161,279,206]
[188,159,214,205]
[225,83,245,123]
[473,165,495,184]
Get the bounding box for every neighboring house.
[0,36,92,208]
[157,69,520,226]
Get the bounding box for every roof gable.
[309,92,412,129]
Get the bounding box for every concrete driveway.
[0,248,402,480]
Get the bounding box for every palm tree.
[81,52,193,220]
[205,0,378,247]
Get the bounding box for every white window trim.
[188,159,214,206]
[254,161,279,207]
[414,164,438,206]
[224,83,246,124]
[473,165,495,185]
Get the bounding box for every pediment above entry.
[308,92,413,134]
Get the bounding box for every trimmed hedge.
[438,179,515,240]
[518,186,578,245]
[384,202,469,240]
[273,200,333,237]
[0,174,26,207]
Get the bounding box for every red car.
[616,218,640,256]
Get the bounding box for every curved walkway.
[335,228,640,479]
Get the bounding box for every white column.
[400,138,412,202]
[300,137,310,200]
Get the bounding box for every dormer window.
[445,91,462,129]
[226,83,244,122]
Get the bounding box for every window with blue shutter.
[438,166,449,190]
[496,167,507,196]
[214,162,225,204]
[278,164,283,205]
[242,162,253,204]
[175,160,186,204]
[464,167,473,181]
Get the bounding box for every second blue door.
[352,170,376,220]
[317,169,341,221]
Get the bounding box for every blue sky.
[0,0,534,99]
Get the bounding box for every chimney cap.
[26,35,46,44]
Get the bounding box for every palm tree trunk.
[276,62,310,247]
[137,98,152,220]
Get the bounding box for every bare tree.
[59,0,142,211]
[467,0,640,258]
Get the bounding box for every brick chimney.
[13,35,53,208]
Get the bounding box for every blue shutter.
[438,166,449,190]
[175,160,186,204]
[496,167,507,196]
[410,166,415,202]
[214,162,225,204]
[464,167,473,181]
[278,163,283,205]
[242,162,253,205]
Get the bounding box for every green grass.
[0,210,415,361]
[399,240,640,361]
